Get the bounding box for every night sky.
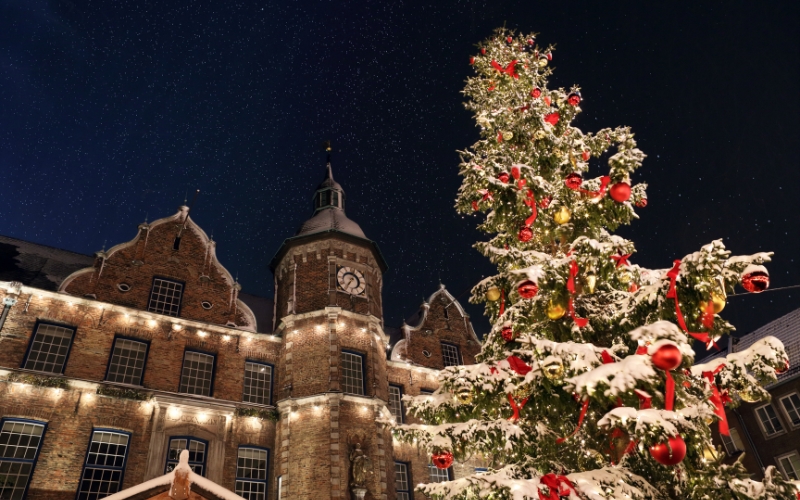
[1,1,798,348]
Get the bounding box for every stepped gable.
[0,234,94,290]
[390,283,481,368]
[59,206,257,331]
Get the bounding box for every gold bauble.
[502,131,514,140]
[582,272,597,294]
[553,206,572,225]
[546,299,567,320]
[609,428,632,464]
[617,270,632,284]
[534,129,547,140]
[702,445,719,462]
[739,387,760,403]
[538,57,548,67]
[486,286,502,302]
[542,357,564,380]
[711,291,726,313]
[512,384,533,400]
[455,389,473,405]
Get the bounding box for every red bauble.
[544,112,559,125]
[581,150,590,161]
[431,451,454,469]
[651,344,682,371]
[498,172,510,183]
[538,196,551,209]
[628,283,640,293]
[649,435,687,466]
[546,52,553,61]
[567,93,581,106]
[531,88,542,98]
[480,48,486,55]
[517,280,539,299]
[511,166,520,180]
[609,182,631,203]
[501,326,515,342]
[741,266,770,293]
[527,38,535,45]
[506,36,513,43]
[470,56,475,65]
[565,173,583,190]
[635,198,648,208]
[518,226,533,242]
[776,360,790,374]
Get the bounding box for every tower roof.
[294,161,365,239]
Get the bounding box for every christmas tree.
[394,29,796,500]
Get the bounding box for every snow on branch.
[397,419,533,453]
[567,354,657,399]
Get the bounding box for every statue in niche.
[349,442,372,488]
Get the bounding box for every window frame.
[388,384,404,424]
[164,436,208,476]
[754,403,785,437]
[234,445,270,500]
[776,451,800,481]
[243,360,274,406]
[0,417,48,500]
[104,336,150,386]
[427,462,452,483]
[22,320,77,374]
[147,276,185,318]
[440,342,461,368]
[341,350,366,396]
[720,427,744,456]
[76,428,132,500]
[179,349,217,397]
[778,392,800,428]
[394,461,412,500]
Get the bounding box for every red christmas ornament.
[501,326,515,342]
[565,173,583,190]
[776,360,790,374]
[518,226,533,242]
[546,52,553,61]
[581,150,590,161]
[567,93,581,106]
[544,112,559,125]
[628,283,640,293]
[511,166,520,180]
[527,38,534,45]
[741,266,770,293]
[517,280,539,299]
[609,182,631,203]
[649,435,686,466]
[544,96,552,106]
[538,196,551,209]
[651,344,682,371]
[431,451,454,470]
[480,48,486,55]
[636,198,648,208]
[469,56,475,65]
[506,36,513,43]
[498,172,510,183]
[531,88,541,98]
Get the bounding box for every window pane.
[388,386,403,424]
[778,454,800,480]
[237,448,268,480]
[106,339,148,385]
[0,420,45,500]
[235,480,266,500]
[780,394,800,426]
[243,363,272,405]
[24,323,74,373]
[179,352,215,396]
[341,352,364,396]
[166,438,206,477]
[428,464,450,483]
[394,462,409,491]
[441,343,460,367]
[148,279,183,317]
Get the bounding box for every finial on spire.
[322,140,332,165]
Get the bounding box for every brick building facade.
[0,162,481,500]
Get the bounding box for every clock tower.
[269,155,392,500]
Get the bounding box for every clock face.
[337,266,366,296]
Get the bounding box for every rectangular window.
[148,278,184,317]
[777,452,800,481]
[243,362,273,406]
[0,419,46,500]
[394,462,411,500]
[77,430,130,500]
[341,351,364,396]
[106,338,149,386]
[428,463,451,483]
[235,447,269,500]
[23,322,75,374]
[165,437,206,476]
[179,351,215,397]
[756,404,784,436]
[388,385,403,424]
[779,393,800,427]
[720,428,744,455]
[441,343,460,368]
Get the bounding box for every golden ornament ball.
[542,358,564,380]
[711,291,726,313]
[512,384,532,400]
[486,286,501,302]
[503,131,514,140]
[538,57,548,67]
[546,299,567,320]
[738,387,760,403]
[617,269,632,284]
[582,272,597,294]
[553,206,572,225]
[455,390,473,405]
[534,129,547,140]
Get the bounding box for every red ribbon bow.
[556,397,589,444]
[523,190,538,227]
[566,261,588,327]
[538,473,574,500]
[507,392,529,422]
[491,59,519,79]
[499,289,506,316]
[666,260,719,349]
[702,364,730,436]
[635,389,652,409]
[578,175,611,198]
[507,355,532,375]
